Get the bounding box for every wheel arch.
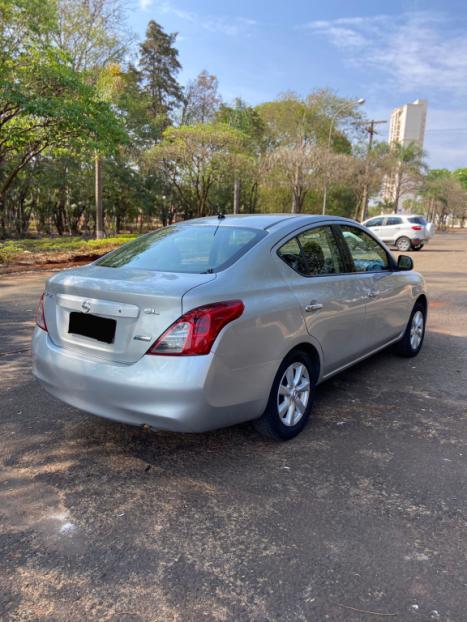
[286,342,321,383]
[415,293,428,314]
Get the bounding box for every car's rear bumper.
[32,328,264,433]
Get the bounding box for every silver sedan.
[32,214,427,440]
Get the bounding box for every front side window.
[386,217,403,226]
[340,226,390,272]
[278,226,344,276]
[365,217,384,227]
[97,225,265,273]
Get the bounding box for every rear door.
[379,216,403,243]
[274,225,372,375]
[337,224,411,347]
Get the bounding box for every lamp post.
[322,97,365,215]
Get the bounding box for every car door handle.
[305,302,323,312]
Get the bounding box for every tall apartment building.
[383,99,428,208]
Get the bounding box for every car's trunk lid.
[44,265,216,363]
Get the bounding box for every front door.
[364,216,385,241]
[338,224,410,347]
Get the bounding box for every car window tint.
[297,227,344,276]
[365,217,384,227]
[341,226,389,272]
[386,217,403,225]
[97,225,265,273]
[277,238,308,274]
[408,216,427,225]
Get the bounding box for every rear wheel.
[253,350,317,441]
[396,303,426,357]
[396,236,411,252]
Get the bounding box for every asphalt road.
[1,232,466,622]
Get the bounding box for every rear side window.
[278,226,344,276]
[277,238,308,274]
[408,216,427,225]
[365,217,384,227]
[340,226,390,272]
[97,225,265,273]
[386,217,403,225]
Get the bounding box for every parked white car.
[362,214,435,251]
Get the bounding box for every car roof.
[366,214,422,219]
[184,214,356,231]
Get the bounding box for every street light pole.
[322,97,365,215]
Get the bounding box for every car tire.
[253,350,317,441]
[395,302,426,358]
[396,236,412,252]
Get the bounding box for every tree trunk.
[233,176,240,214]
[0,194,6,239]
[393,167,402,213]
[95,154,105,238]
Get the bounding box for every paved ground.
[0,232,466,622]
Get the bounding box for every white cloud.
[138,0,153,9]
[154,1,256,37]
[302,12,467,95]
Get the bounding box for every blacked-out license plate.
[68,312,116,344]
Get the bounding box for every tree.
[181,70,222,125]
[257,93,355,213]
[146,123,249,218]
[216,98,265,213]
[383,142,427,212]
[52,0,128,72]
[421,170,467,229]
[0,35,126,236]
[138,20,183,120]
[265,145,350,213]
[52,0,129,238]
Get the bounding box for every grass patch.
[0,234,138,265]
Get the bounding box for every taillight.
[35,292,48,331]
[411,225,422,231]
[147,300,244,356]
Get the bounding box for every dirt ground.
[0,231,466,621]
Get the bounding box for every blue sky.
[129,0,467,170]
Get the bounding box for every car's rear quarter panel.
[182,244,319,413]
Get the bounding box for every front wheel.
[253,350,317,441]
[395,303,426,357]
[396,236,412,252]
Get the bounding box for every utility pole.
[358,119,387,221]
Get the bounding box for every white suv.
[362,214,435,251]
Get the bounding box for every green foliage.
[138,20,184,118]
[0,233,136,264]
[147,123,250,217]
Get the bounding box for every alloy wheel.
[410,310,424,350]
[277,363,311,427]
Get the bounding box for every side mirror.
[397,255,413,271]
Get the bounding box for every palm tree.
[385,142,427,213]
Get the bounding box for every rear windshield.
[408,216,427,225]
[96,225,265,273]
